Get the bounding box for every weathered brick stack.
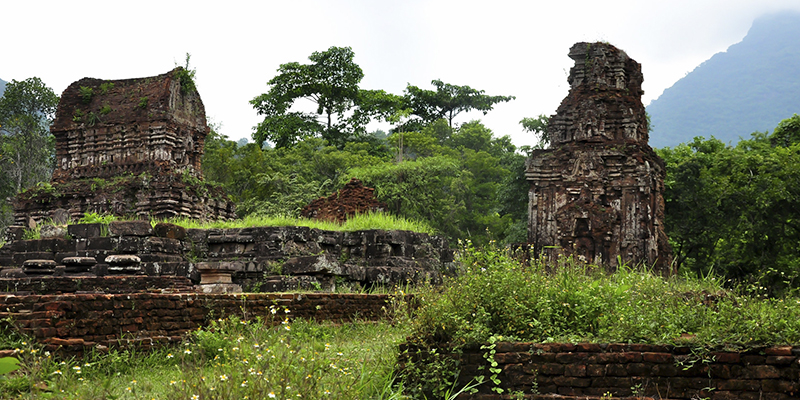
[12,68,235,223]
[300,178,387,223]
[400,342,800,399]
[526,42,672,273]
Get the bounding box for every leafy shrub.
[99,81,114,95]
[408,241,800,348]
[79,86,93,104]
[72,108,84,122]
[175,53,197,94]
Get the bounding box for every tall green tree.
[0,77,59,225]
[401,80,514,130]
[251,46,403,149]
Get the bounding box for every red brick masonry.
[400,342,800,400]
[1,292,390,355]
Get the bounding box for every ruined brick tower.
[13,68,235,223]
[526,42,673,273]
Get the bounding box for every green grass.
[1,311,410,399]
[165,212,435,234]
[14,211,435,242]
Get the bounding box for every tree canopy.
[401,80,515,131]
[659,116,800,295]
[0,77,59,225]
[250,46,403,149]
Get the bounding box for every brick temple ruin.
[526,42,673,273]
[300,178,386,223]
[12,68,235,224]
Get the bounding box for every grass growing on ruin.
[1,313,410,399]
[12,211,435,242]
[406,241,800,349]
[166,212,436,234]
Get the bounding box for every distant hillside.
[646,12,800,148]
[0,78,6,98]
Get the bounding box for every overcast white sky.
[4,0,800,147]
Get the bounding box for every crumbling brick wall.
[0,292,393,355]
[526,42,672,273]
[400,342,800,399]
[300,178,387,223]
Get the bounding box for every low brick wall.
[1,292,391,355]
[400,342,800,400]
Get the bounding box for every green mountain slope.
[646,12,800,148]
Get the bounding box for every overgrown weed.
[408,240,800,348]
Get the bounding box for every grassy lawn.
[1,312,410,399]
